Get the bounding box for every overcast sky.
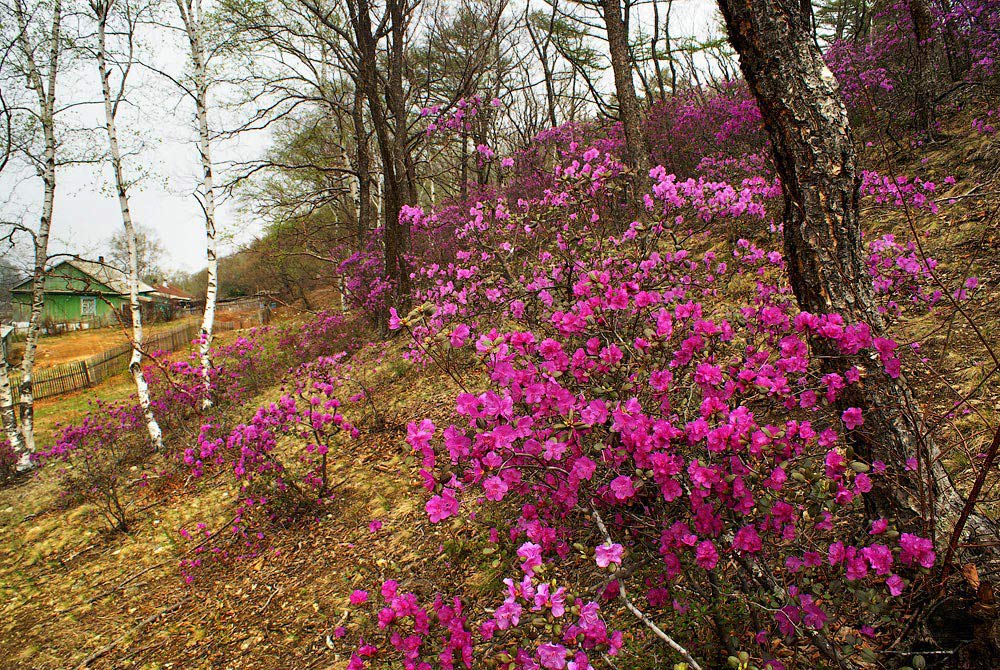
[0,9,270,277]
[1,0,718,278]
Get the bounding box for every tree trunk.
[834,0,848,42]
[937,0,969,82]
[526,2,560,129]
[650,0,667,101]
[715,0,958,523]
[665,0,677,93]
[599,0,647,173]
[12,0,62,462]
[351,87,372,253]
[351,0,413,326]
[95,1,163,451]
[909,0,936,135]
[0,355,23,465]
[175,0,218,409]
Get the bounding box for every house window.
[80,296,97,317]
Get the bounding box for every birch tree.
[89,0,163,450]
[174,0,219,409]
[0,39,22,459]
[1,0,65,464]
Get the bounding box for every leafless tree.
[88,0,164,450]
[0,0,65,465]
[173,0,220,408]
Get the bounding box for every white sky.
[0,7,269,276]
[0,0,718,278]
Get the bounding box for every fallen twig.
[589,503,704,670]
[74,596,189,669]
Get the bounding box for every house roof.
[11,260,156,296]
[0,325,12,340]
[151,283,195,301]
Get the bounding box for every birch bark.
[0,355,24,467]
[92,0,164,450]
[11,0,63,463]
[175,0,218,409]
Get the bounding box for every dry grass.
[7,317,200,371]
[0,335,486,669]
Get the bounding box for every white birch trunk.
[175,0,218,409]
[0,355,27,469]
[12,0,63,463]
[94,0,163,451]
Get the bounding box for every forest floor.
[1,120,999,669]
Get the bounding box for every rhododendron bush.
[826,0,1000,131]
[645,81,766,177]
[36,313,360,535]
[329,143,954,670]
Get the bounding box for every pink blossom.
[609,476,636,500]
[732,526,762,553]
[537,643,568,669]
[449,324,470,347]
[695,540,719,570]
[483,475,508,501]
[595,543,624,568]
[517,541,543,576]
[841,407,864,430]
[899,533,936,569]
[426,488,460,523]
[886,573,906,596]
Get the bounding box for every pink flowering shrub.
[37,401,150,531]
[645,81,766,176]
[826,0,1000,133]
[334,130,968,668]
[0,437,16,485]
[33,312,361,537]
[175,325,365,581]
[177,374,357,581]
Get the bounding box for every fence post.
[81,360,92,388]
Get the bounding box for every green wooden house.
[10,259,156,330]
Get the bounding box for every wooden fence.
[8,319,246,403]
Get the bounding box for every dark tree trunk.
[665,0,677,93]
[350,0,413,326]
[909,0,936,135]
[937,0,970,82]
[715,0,936,520]
[834,0,848,42]
[525,4,560,128]
[650,0,667,101]
[599,0,647,173]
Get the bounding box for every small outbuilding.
[149,282,196,320]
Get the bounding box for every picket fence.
[8,319,247,403]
